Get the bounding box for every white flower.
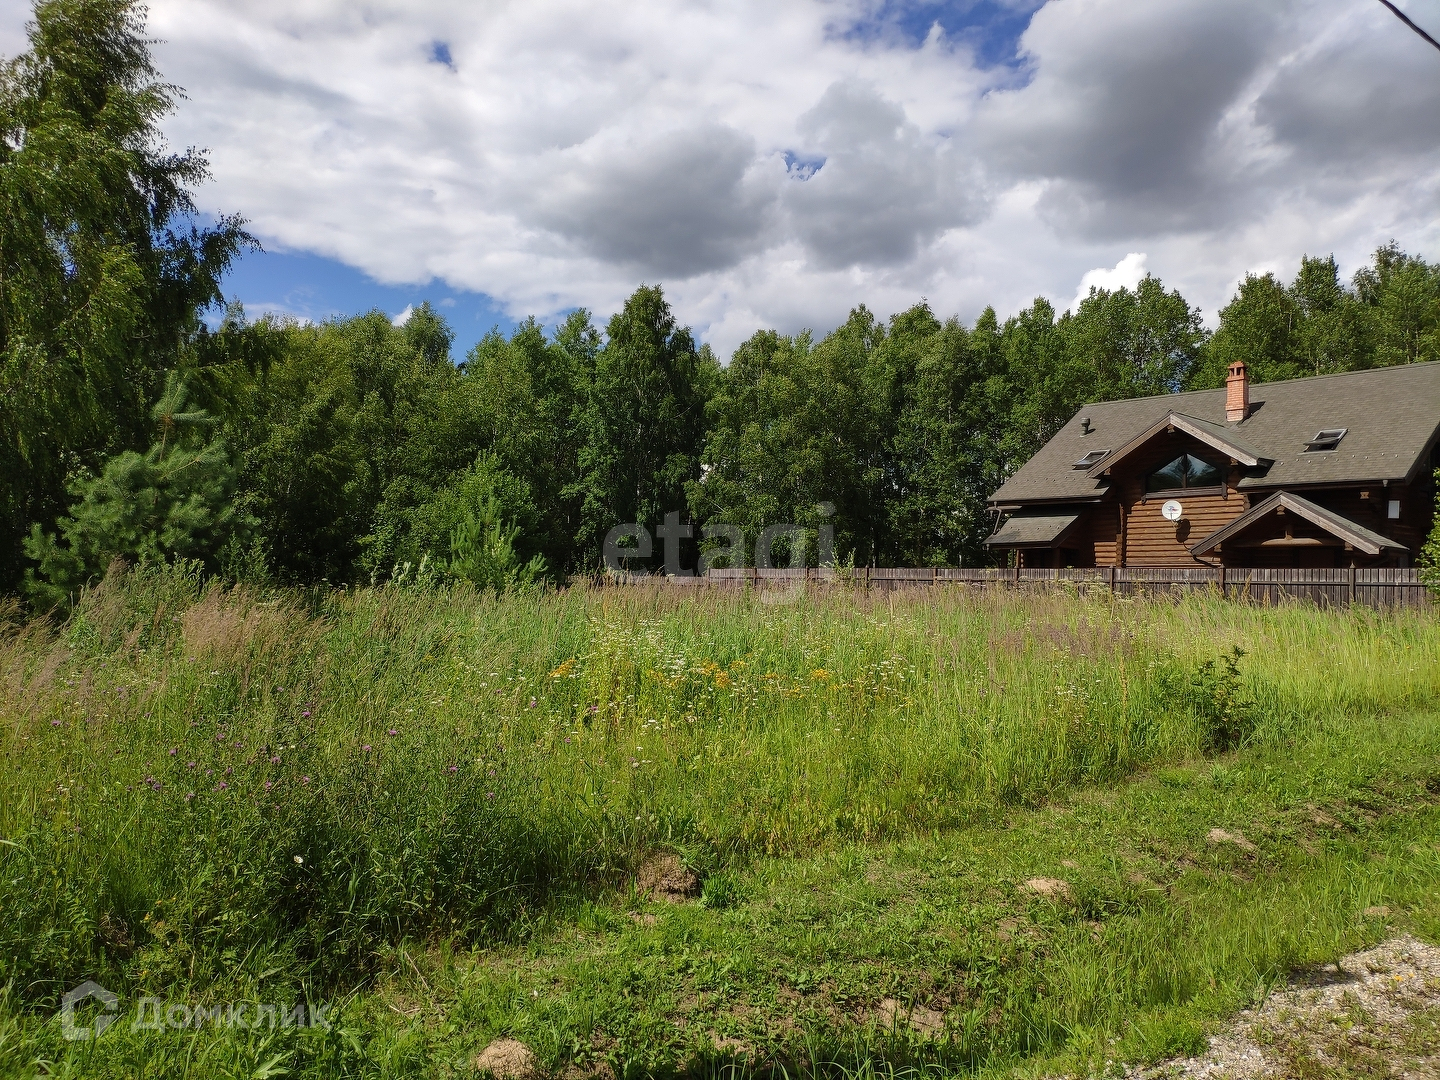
[294,855,304,865]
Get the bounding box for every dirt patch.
[637,853,699,903]
[710,1033,754,1057]
[1206,828,1257,854]
[477,1037,538,1079]
[1023,877,1071,899]
[1140,936,1440,1078]
[874,997,945,1035]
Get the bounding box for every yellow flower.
[549,658,577,679]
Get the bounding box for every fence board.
[627,565,1433,609]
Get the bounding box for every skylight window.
[1303,428,1347,452]
[1073,449,1110,469]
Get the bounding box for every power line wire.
[1377,0,1440,54]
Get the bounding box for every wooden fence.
[659,566,1434,609]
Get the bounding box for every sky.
[4,0,1440,360]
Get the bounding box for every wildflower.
[564,737,572,744]
[448,765,458,773]
[486,792,496,800]
[225,767,233,776]
[294,855,303,865]
[387,729,398,737]
[301,710,311,719]
[168,748,177,756]
[487,768,496,778]
[184,792,194,802]
[301,776,310,785]
[264,780,273,791]
[362,744,372,752]
[215,781,228,791]
[270,755,280,765]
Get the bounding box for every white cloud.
[391,304,414,327]
[1068,253,1148,313]
[4,0,1438,356]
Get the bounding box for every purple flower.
[264,780,273,791]
[447,765,458,773]
[487,769,496,778]
[301,710,311,719]
[270,755,280,764]
[564,737,572,744]
[216,781,228,791]
[184,792,194,801]
[486,792,496,800]
[529,698,537,708]
[206,769,214,776]
[188,761,197,769]
[387,729,398,737]
[362,744,372,752]
[301,776,310,785]
[50,720,60,727]
[168,748,177,756]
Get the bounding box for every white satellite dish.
[1161,499,1183,522]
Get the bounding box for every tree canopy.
[3,0,1438,595]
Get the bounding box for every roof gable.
[1084,411,1269,480]
[1190,491,1407,557]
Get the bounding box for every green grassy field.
[1,568,1438,1078]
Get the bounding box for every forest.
[4,0,1440,600]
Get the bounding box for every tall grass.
[1,566,1437,1011]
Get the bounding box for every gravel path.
[1139,935,1440,1079]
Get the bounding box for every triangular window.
[1147,454,1223,493]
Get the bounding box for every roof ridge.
[1073,360,1440,411]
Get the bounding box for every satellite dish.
[1161,499,1183,522]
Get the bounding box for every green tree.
[1060,275,1206,401]
[23,372,250,606]
[448,495,546,595]
[0,0,251,586]
[1353,242,1440,367]
[1189,272,1306,389]
[462,311,596,574]
[1421,470,1440,597]
[575,286,715,567]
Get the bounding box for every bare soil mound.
[476,1037,538,1079]
[637,853,698,903]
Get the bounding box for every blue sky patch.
[843,0,1043,69]
[219,247,517,361]
[783,151,826,180]
[428,40,455,69]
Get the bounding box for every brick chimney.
[1225,360,1249,422]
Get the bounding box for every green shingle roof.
[989,362,1440,505]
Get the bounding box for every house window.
[1304,428,1347,452]
[1146,454,1223,493]
[1073,449,1110,469]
